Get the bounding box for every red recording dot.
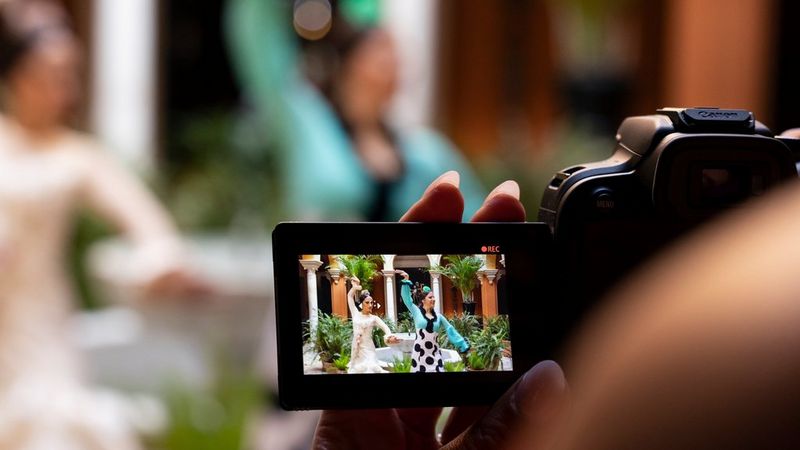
[481,246,488,252]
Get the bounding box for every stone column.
[429,270,443,316]
[381,255,397,321]
[381,270,397,321]
[327,256,348,318]
[300,257,323,331]
[478,268,500,317]
[427,255,443,315]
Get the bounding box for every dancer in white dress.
[346,277,398,373]
[0,1,203,448]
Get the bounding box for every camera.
[272,108,799,410]
[272,222,555,410]
[540,107,800,337]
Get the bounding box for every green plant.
[160,110,281,230]
[551,0,638,72]
[439,313,481,350]
[396,311,415,333]
[433,255,483,304]
[151,361,263,450]
[469,327,505,371]
[484,314,510,340]
[451,313,481,337]
[465,351,486,371]
[308,313,352,364]
[337,255,382,291]
[388,355,412,373]
[68,212,112,310]
[333,354,350,371]
[444,360,465,372]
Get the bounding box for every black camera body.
[540,107,800,333]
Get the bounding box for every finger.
[314,409,405,450]
[440,406,491,443]
[470,180,526,223]
[400,171,464,223]
[779,128,800,138]
[396,407,443,449]
[440,361,568,450]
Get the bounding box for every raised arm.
[225,0,300,122]
[440,316,470,352]
[398,274,417,314]
[225,0,368,220]
[347,277,361,318]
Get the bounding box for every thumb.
[441,360,568,450]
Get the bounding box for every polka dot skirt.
[412,328,444,373]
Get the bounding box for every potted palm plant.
[434,255,483,315]
[337,255,381,292]
[485,314,511,357]
[466,327,505,371]
[306,312,352,370]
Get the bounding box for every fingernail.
[488,180,520,200]
[427,171,460,193]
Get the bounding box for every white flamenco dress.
[0,117,184,450]
[346,293,395,374]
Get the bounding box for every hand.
[385,335,400,345]
[396,270,409,280]
[350,276,362,290]
[780,128,800,138]
[313,171,568,450]
[144,267,214,299]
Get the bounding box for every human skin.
[312,172,569,450]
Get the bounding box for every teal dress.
[226,0,486,221]
[399,279,468,372]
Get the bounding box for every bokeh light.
[293,0,332,41]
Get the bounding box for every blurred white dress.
[0,117,182,450]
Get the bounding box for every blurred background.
[2,0,799,448]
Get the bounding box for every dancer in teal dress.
[226,0,485,221]
[397,271,468,373]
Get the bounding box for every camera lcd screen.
[297,253,511,376]
[273,223,553,409]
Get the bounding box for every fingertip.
[488,180,520,200]
[425,171,461,195]
[779,128,800,138]
[401,181,464,222]
[514,360,568,423]
[471,194,526,222]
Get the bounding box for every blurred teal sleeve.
[225,0,370,219]
[225,0,298,135]
[439,316,469,352]
[391,129,486,221]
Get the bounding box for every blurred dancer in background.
[0,1,202,448]
[227,0,486,221]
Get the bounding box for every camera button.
[592,189,616,211]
